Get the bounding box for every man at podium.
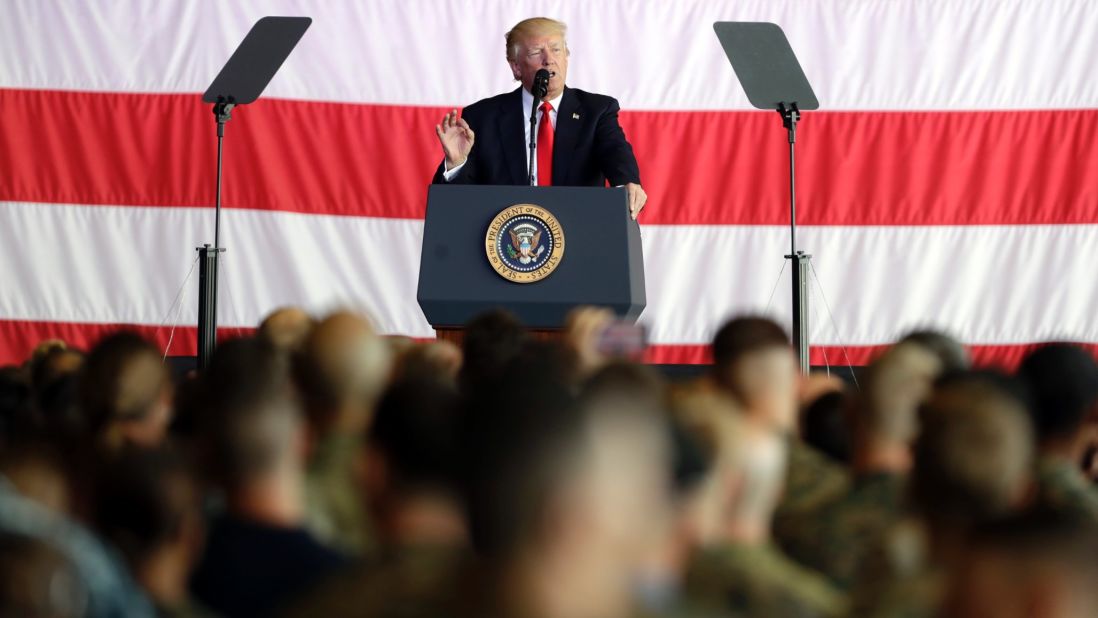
[432,17,648,219]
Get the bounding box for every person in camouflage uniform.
[283,377,467,618]
[705,316,855,567]
[772,438,851,564]
[781,343,942,589]
[673,391,847,618]
[1033,456,1098,520]
[1016,344,1098,521]
[685,541,846,618]
[294,312,393,555]
[852,372,1035,618]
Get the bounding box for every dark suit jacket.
[432,86,641,187]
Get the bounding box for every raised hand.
[435,109,475,170]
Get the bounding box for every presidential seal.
[484,204,565,283]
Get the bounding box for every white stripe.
[0,202,435,338]
[640,224,1098,346]
[3,0,1096,110]
[2,202,1095,348]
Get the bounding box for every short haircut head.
[459,309,529,395]
[711,316,790,364]
[293,311,391,432]
[898,329,970,374]
[912,371,1034,526]
[581,361,667,412]
[857,342,943,445]
[505,17,567,62]
[257,306,315,352]
[369,377,461,495]
[710,317,796,422]
[948,511,1098,616]
[29,346,84,393]
[198,338,299,490]
[1016,343,1098,444]
[711,316,791,370]
[393,340,463,387]
[79,332,167,435]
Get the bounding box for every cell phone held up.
[595,320,648,359]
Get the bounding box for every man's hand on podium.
[436,109,475,171]
[625,183,647,219]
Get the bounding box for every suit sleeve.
[431,157,476,184]
[593,98,641,186]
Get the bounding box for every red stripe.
[0,319,255,366]
[2,88,1096,225]
[644,342,1098,371]
[2,318,1094,373]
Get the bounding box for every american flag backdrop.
[1,0,1096,367]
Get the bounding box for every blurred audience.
[0,309,1093,618]
[676,391,846,617]
[457,309,528,395]
[942,512,1098,618]
[189,337,348,617]
[256,306,315,353]
[286,375,466,617]
[0,446,153,616]
[294,311,392,553]
[93,447,209,617]
[1016,343,1098,520]
[80,333,173,451]
[392,339,463,386]
[458,353,671,618]
[854,370,1035,617]
[0,532,89,617]
[709,317,853,571]
[896,329,970,375]
[785,342,943,589]
[801,391,849,457]
[0,366,35,445]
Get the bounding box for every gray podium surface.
[417,185,646,328]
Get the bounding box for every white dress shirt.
[442,88,563,184]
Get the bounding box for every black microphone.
[528,69,552,185]
[533,68,550,99]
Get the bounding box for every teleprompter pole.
[195,100,232,369]
[780,103,811,375]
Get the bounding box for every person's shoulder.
[752,545,848,616]
[1035,457,1098,519]
[686,543,846,617]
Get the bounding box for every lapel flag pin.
[572,112,580,119]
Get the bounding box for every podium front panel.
[417,185,646,329]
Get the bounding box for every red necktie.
[537,101,554,186]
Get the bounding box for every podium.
[417,185,646,341]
